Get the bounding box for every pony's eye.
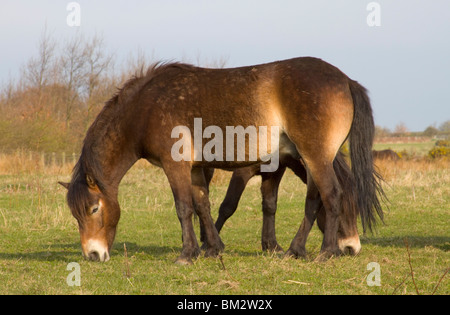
[91,206,99,214]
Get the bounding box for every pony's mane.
[68,62,194,223]
[107,61,195,108]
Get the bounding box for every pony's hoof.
[204,249,219,258]
[284,248,306,259]
[204,244,225,258]
[314,250,340,262]
[175,257,193,265]
[201,239,225,257]
[262,242,284,253]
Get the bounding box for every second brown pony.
[213,152,361,257]
[61,57,384,263]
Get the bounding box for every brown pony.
[213,152,362,257]
[60,57,384,264]
[373,149,400,161]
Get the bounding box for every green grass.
[0,159,448,295]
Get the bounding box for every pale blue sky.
[1,0,449,131]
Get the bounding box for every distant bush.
[340,142,349,156]
[428,146,450,159]
[396,149,421,160]
[435,140,450,147]
[397,150,407,159]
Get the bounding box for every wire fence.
[1,150,80,167]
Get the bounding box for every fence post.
[62,152,66,165]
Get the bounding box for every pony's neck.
[80,108,139,191]
[101,146,138,189]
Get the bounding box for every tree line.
[0,28,448,155]
[375,121,450,139]
[0,29,157,154]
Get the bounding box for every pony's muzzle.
[338,235,361,256]
[87,250,110,262]
[84,239,110,262]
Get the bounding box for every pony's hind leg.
[197,168,214,244]
[308,161,343,260]
[282,83,353,260]
[215,166,259,233]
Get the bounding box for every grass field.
[0,153,448,295]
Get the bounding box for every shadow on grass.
[110,242,181,258]
[0,235,447,263]
[0,244,81,262]
[361,235,449,251]
[0,242,181,262]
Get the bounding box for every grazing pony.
[60,57,384,263]
[213,152,362,257]
[373,149,400,161]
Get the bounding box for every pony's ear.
[58,181,70,190]
[86,174,97,189]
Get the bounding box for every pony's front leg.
[191,168,224,257]
[285,175,321,259]
[163,162,200,265]
[260,167,286,252]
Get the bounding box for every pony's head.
[60,173,120,262]
[316,153,361,256]
[316,205,361,256]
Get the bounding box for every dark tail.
[348,80,385,233]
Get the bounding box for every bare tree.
[423,125,439,137]
[84,34,113,99]
[23,25,56,104]
[0,74,16,105]
[439,120,450,133]
[83,34,114,129]
[58,32,115,130]
[60,32,86,128]
[375,125,391,138]
[394,122,409,136]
